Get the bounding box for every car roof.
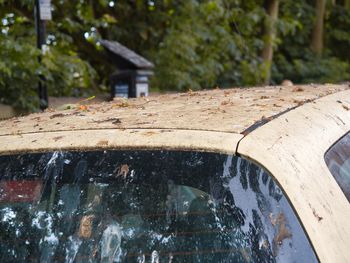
[0,84,347,155]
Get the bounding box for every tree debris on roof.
[0,84,348,136]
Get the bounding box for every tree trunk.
[261,0,279,85]
[345,0,350,10]
[311,0,327,56]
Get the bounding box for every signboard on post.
[35,0,50,110]
[39,0,52,20]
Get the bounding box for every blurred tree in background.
[0,0,350,111]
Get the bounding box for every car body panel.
[0,84,350,262]
[0,129,242,155]
[238,89,350,263]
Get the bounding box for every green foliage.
[327,5,350,60]
[0,1,97,111]
[274,52,350,84]
[153,0,272,90]
[153,0,233,90]
[1,0,350,111]
[0,33,41,110]
[272,1,350,85]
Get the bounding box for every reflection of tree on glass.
[0,151,317,262]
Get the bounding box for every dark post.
[35,0,49,110]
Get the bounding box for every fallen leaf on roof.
[52,136,64,142]
[93,118,121,124]
[117,101,129,107]
[113,98,129,108]
[79,105,88,111]
[342,105,349,111]
[143,131,157,136]
[292,86,304,92]
[261,115,273,122]
[50,113,66,119]
[260,95,269,99]
[293,99,304,106]
[187,89,199,96]
[221,100,230,106]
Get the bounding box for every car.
[0,84,349,263]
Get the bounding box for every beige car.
[0,84,349,262]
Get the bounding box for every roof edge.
[0,128,242,156]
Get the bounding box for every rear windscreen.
[325,131,350,202]
[0,151,317,262]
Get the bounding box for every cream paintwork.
[238,90,350,262]
[0,129,242,156]
[0,85,350,261]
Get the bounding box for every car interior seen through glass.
[0,150,317,262]
[325,131,350,202]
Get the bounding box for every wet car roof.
[0,84,348,136]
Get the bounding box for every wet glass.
[0,151,317,262]
[325,131,350,202]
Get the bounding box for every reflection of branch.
[113,207,232,218]
[6,221,244,242]
[148,227,242,238]
[52,247,251,262]
[125,247,251,259]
